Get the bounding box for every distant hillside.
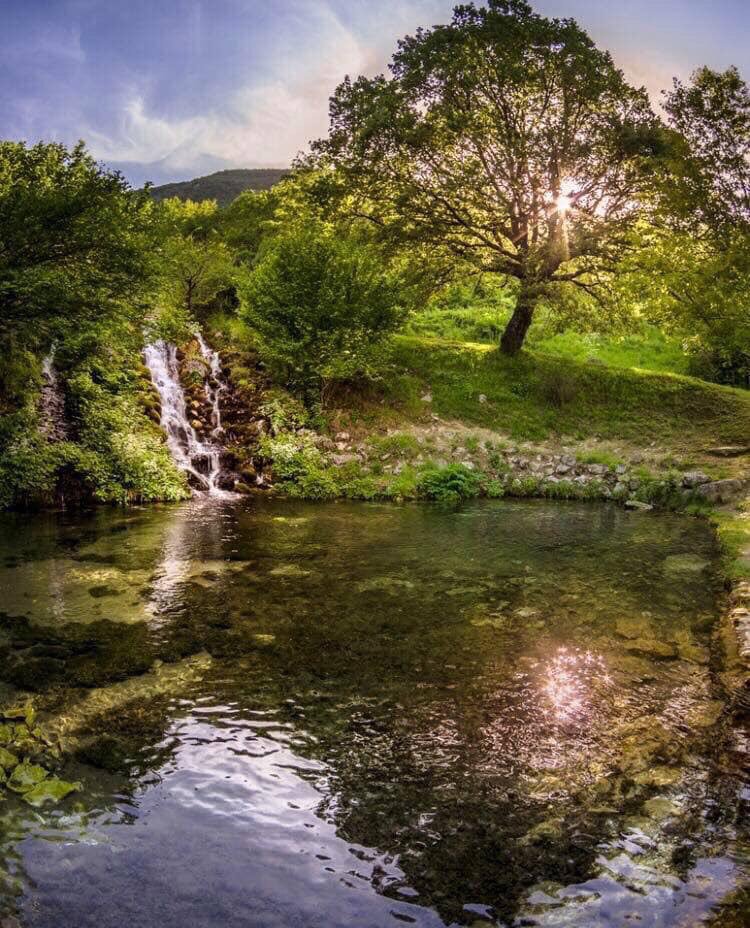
[149,168,289,206]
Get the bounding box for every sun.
[556,193,573,214]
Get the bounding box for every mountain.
[149,168,289,206]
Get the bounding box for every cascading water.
[39,350,68,442]
[143,339,233,497]
[195,332,227,441]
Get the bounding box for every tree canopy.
[312,0,661,353]
[0,141,153,353]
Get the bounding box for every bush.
[242,223,407,404]
[416,464,482,503]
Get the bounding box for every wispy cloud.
[2,0,748,186]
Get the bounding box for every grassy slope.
[367,336,750,459]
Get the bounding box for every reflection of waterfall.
[143,340,233,497]
[39,351,68,442]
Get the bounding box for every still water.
[0,498,747,927]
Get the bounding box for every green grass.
[377,336,750,451]
[711,505,750,581]
[405,306,690,376]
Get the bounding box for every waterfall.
[143,339,234,497]
[39,351,68,442]
[196,332,227,440]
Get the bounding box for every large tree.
[312,0,660,354]
[0,141,153,352]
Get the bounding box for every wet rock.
[663,553,709,573]
[22,776,80,807]
[623,638,677,659]
[685,699,724,729]
[615,615,655,640]
[625,500,653,511]
[269,564,312,578]
[7,762,47,793]
[632,765,682,787]
[642,797,680,820]
[0,747,18,771]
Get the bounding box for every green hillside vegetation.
[150,168,289,206]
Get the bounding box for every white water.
[143,339,232,497]
[39,350,68,442]
[196,332,227,440]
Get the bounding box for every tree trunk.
[500,286,536,355]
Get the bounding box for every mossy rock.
[2,705,35,726]
[22,777,80,807]
[0,724,13,745]
[7,762,47,793]
[0,747,19,771]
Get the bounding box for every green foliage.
[416,464,482,503]
[0,140,153,354]
[242,223,406,402]
[314,0,660,353]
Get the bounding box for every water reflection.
[0,498,746,927]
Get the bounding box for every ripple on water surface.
[0,498,747,927]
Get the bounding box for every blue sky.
[2,0,748,186]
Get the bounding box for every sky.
[2,0,749,187]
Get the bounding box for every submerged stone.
[623,638,677,659]
[642,797,680,820]
[269,564,312,578]
[0,747,18,771]
[663,553,710,573]
[7,762,47,793]
[22,777,80,807]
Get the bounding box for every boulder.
[681,471,711,488]
[625,500,654,511]
[694,478,747,504]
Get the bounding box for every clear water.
[0,499,747,927]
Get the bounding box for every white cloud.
[86,0,390,174]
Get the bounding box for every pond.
[0,498,747,927]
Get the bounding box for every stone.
[706,446,750,457]
[588,464,608,475]
[681,471,711,488]
[663,553,709,573]
[695,478,747,504]
[623,638,677,659]
[7,762,47,793]
[625,500,653,511]
[632,765,682,788]
[642,797,680,820]
[331,453,358,466]
[615,615,655,640]
[22,777,81,807]
[0,747,18,771]
[335,431,350,441]
[478,394,487,404]
[421,392,432,403]
[615,464,627,475]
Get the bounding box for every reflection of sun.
[544,647,611,722]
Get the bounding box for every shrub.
[242,223,406,403]
[416,464,482,503]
